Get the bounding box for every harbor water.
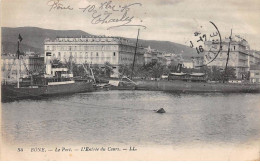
[2,90,260,147]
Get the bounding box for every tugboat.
[1,35,94,102]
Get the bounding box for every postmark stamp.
[189,21,222,67]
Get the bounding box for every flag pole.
[223,29,232,83]
[131,29,140,80]
[17,39,20,88]
[17,34,23,88]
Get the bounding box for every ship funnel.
[45,52,52,75]
[176,63,183,73]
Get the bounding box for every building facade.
[143,46,167,65]
[250,65,260,83]
[163,53,175,66]
[182,60,194,68]
[204,36,254,79]
[1,54,44,83]
[44,36,145,72]
[191,56,204,68]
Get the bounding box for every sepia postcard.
[1,0,260,161]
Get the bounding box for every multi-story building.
[204,36,252,79]
[250,65,260,83]
[163,53,175,65]
[143,46,167,65]
[143,46,158,64]
[182,59,194,68]
[248,50,260,66]
[191,56,204,68]
[1,53,44,83]
[44,36,145,73]
[157,52,167,66]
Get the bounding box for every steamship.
[1,37,94,102]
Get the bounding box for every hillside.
[128,38,200,59]
[1,27,200,59]
[1,27,92,54]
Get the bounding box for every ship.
[135,63,260,93]
[2,76,94,102]
[1,35,94,102]
[135,30,260,93]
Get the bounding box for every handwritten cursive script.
[47,0,73,11]
[79,1,146,30]
[46,0,146,30]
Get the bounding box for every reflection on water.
[2,91,260,146]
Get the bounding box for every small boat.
[154,108,166,113]
[108,77,136,90]
[94,83,110,91]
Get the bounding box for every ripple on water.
[2,91,260,146]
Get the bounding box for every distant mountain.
[1,27,92,54]
[1,27,201,59]
[128,38,200,59]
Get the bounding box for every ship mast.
[17,34,23,88]
[223,29,232,83]
[131,29,140,80]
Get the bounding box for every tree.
[103,62,114,77]
[91,64,102,77]
[200,66,237,82]
[119,64,132,77]
[167,60,179,72]
[51,58,63,68]
[72,64,86,77]
[222,67,236,81]
[118,64,143,78]
[150,62,166,78]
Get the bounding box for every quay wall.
[134,80,260,93]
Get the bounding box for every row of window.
[52,52,117,58]
[2,63,42,70]
[250,78,260,83]
[46,45,118,51]
[1,59,43,65]
[251,72,260,76]
[55,37,115,42]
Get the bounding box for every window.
[69,46,72,51]
[113,52,116,56]
[96,52,99,56]
[234,46,236,51]
[256,72,260,75]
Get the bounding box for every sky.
[1,0,260,50]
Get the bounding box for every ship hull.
[44,81,94,95]
[1,85,46,101]
[135,80,260,93]
[1,81,94,102]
